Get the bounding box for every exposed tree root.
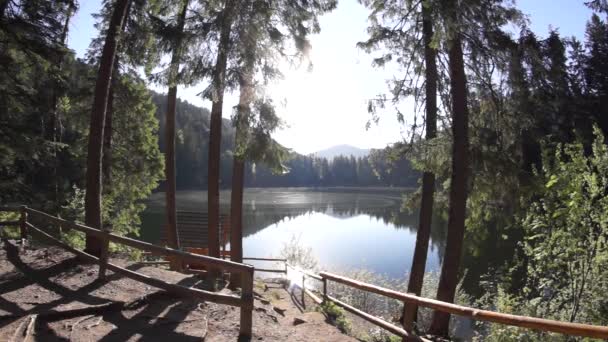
[24,314,37,341]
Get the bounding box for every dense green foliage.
[477,128,608,341]
[0,0,163,238]
[360,0,608,336]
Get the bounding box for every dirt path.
[0,240,356,341]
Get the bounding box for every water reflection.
[141,188,448,280]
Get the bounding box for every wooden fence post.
[322,278,328,304]
[19,205,28,243]
[239,266,254,338]
[301,274,306,309]
[98,228,110,279]
[402,299,416,342]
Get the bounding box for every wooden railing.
[0,206,255,338]
[243,257,287,274]
[317,271,608,341]
[276,259,608,341]
[5,206,608,340]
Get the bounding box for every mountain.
[312,144,370,160]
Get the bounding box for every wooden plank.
[325,295,421,340]
[304,288,322,305]
[286,263,322,281]
[254,268,287,273]
[0,221,20,226]
[19,206,27,240]
[320,272,608,339]
[239,266,254,338]
[26,208,253,274]
[26,223,243,307]
[243,257,286,262]
[0,206,20,212]
[136,261,171,265]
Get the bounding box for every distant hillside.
[312,144,370,159]
[150,93,418,189]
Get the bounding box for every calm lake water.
[141,188,449,280]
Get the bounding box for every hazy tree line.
[151,92,419,189]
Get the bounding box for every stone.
[273,306,287,316]
[293,317,307,326]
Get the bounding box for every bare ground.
[0,240,356,341]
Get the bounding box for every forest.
[151,92,419,189]
[1,0,608,340]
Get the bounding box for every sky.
[68,0,594,155]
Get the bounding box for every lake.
[140,187,451,280]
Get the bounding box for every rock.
[293,317,307,326]
[255,306,267,313]
[273,306,287,316]
[259,298,271,305]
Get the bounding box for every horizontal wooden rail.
[26,208,253,274]
[320,272,608,339]
[286,263,322,281]
[242,257,286,262]
[20,206,254,337]
[254,268,287,273]
[0,206,20,212]
[326,294,421,340]
[26,222,243,307]
[304,288,322,305]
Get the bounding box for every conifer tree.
[84,0,132,256]
[359,0,440,329]
[227,0,336,285]
[163,0,189,262]
[207,0,237,261]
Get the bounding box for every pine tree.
[207,0,237,262]
[164,0,190,265]
[84,0,132,256]
[404,2,438,331]
[227,0,335,284]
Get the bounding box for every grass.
[318,301,352,334]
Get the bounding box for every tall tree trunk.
[402,4,437,335]
[229,158,245,283]
[164,0,189,270]
[102,64,117,188]
[84,0,131,256]
[428,29,470,337]
[208,0,235,261]
[229,67,254,287]
[101,0,131,223]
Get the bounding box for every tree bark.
[229,158,244,285]
[429,30,470,337]
[229,65,254,287]
[402,4,437,336]
[102,67,116,188]
[84,0,131,256]
[208,0,235,262]
[164,0,189,267]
